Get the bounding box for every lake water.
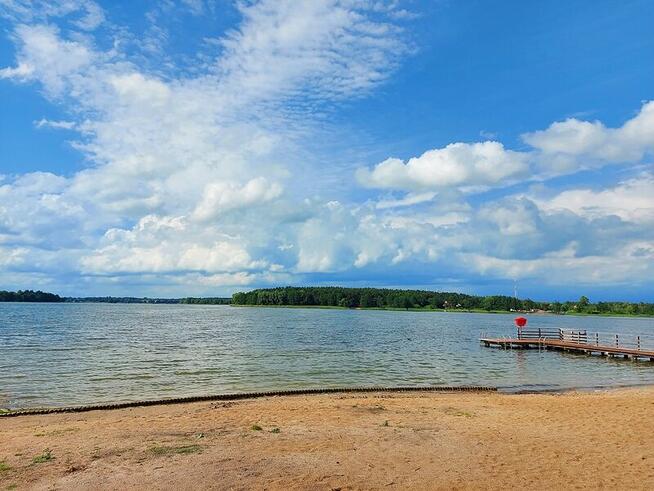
[1,303,654,409]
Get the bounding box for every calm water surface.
[1,303,653,408]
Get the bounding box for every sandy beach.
[1,387,653,490]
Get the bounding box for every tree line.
[2,287,652,316]
[66,297,180,304]
[179,297,231,304]
[0,290,64,302]
[232,287,654,316]
[0,291,229,305]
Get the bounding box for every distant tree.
[577,295,590,312]
[360,292,375,308]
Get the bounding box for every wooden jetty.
[481,328,654,361]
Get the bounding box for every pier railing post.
[637,336,641,351]
[595,333,599,346]
[615,334,619,348]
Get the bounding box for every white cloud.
[524,101,654,172]
[108,73,171,106]
[192,178,283,222]
[80,215,266,274]
[0,24,93,96]
[375,192,437,209]
[216,0,407,106]
[1,0,104,27]
[0,0,406,230]
[180,0,205,16]
[461,241,654,285]
[0,1,652,296]
[0,61,34,78]
[73,1,104,30]
[357,141,528,191]
[34,118,76,130]
[361,102,654,196]
[533,173,654,224]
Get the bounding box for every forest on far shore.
[2,287,653,316]
[0,290,64,302]
[232,287,654,316]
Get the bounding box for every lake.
[1,303,653,409]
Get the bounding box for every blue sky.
[1,0,653,301]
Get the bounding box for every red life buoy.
[514,317,527,328]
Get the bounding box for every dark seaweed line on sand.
[0,386,497,417]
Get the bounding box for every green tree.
[577,295,590,312]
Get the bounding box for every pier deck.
[481,328,654,361]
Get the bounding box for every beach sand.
[1,387,653,490]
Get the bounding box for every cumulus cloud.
[524,101,654,173]
[357,141,528,191]
[461,241,654,286]
[0,1,411,292]
[360,102,654,194]
[533,173,654,223]
[192,178,283,222]
[79,215,266,274]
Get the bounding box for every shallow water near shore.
[1,303,653,408]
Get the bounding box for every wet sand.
[1,387,653,490]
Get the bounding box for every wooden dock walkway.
[481,328,654,361]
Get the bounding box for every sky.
[0,0,653,301]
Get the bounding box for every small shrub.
[250,424,263,431]
[0,461,11,472]
[150,444,202,456]
[443,407,474,418]
[269,427,281,434]
[32,449,54,464]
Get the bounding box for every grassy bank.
[230,303,654,318]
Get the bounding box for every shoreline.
[3,302,653,318]
[229,303,654,318]
[5,381,654,415]
[1,386,497,417]
[2,387,653,489]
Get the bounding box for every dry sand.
[1,387,653,490]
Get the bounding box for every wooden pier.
[481,328,654,361]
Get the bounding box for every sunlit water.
[1,303,653,409]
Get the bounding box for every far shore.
[229,303,654,319]
[2,301,653,318]
[2,387,653,490]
